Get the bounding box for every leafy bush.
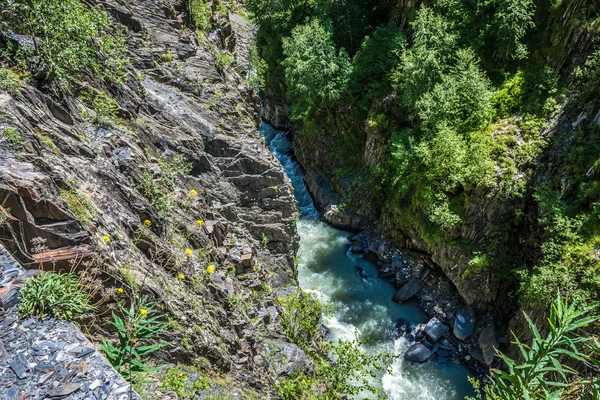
[1,0,127,91]
[0,67,22,96]
[491,70,526,117]
[102,302,168,383]
[137,154,191,215]
[78,88,120,125]
[278,290,329,348]
[186,0,211,31]
[1,127,22,144]
[215,51,234,70]
[160,365,210,399]
[277,339,390,400]
[20,272,93,320]
[468,294,598,399]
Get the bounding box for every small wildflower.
[185,248,193,256]
[207,264,215,274]
[196,219,204,226]
[190,189,198,196]
[117,287,124,294]
[103,235,111,244]
[178,273,185,280]
[140,309,147,316]
[143,219,151,227]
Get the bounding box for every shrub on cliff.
[277,338,391,400]
[0,0,127,91]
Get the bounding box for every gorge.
[261,122,476,399]
[0,0,598,399]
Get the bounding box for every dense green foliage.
[20,272,93,320]
[250,0,600,393]
[277,339,390,400]
[278,289,328,348]
[249,0,600,310]
[282,19,352,120]
[0,67,22,96]
[0,0,127,91]
[468,294,599,399]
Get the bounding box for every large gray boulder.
[266,339,312,377]
[479,324,498,366]
[453,306,475,341]
[404,343,432,363]
[392,278,424,303]
[424,318,449,342]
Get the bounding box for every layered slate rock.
[0,246,139,400]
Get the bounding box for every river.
[260,122,475,399]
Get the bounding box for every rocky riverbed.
[348,231,505,377]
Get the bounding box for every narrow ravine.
[260,122,476,399]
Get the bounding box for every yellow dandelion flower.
[103,235,111,244]
[143,219,151,227]
[185,248,193,256]
[207,264,215,274]
[140,309,147,316]
[190,189,198,196]
[117,287,124,294]
[178,273,185,280]
[196,219,204,226]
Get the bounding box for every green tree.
[417,48,494,134]
[350,23,406,109]
[395,6,457,115]
[413,125,495,228]
[492,0,536,60]
[282,19,352,120]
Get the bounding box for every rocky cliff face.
[0,0,305,396]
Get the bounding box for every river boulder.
[479,325,498,366]
[453,306,475,341]
[424,318,449,342]
[392,278,424,303]
[404,343,432,363]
